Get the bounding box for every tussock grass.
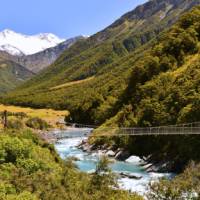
[50,76,95,90]
[0,104,69,127]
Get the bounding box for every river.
[54,128,171,195]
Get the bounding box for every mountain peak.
[0,29,16,37]
[0,29,65,56]
[2,29,14,34]
[37,33,64,44]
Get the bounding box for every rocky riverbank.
[54,128,174,195]
[77,139,174,174]
[38,128,174,174]
[37,127,79,143]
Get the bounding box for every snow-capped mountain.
[0,35,85,73]
[0,29,65,55]
[16,36,85,73]
[0,44,24,55]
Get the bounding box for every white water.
[54,129,172,195]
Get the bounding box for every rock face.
[110,0,200,28]
[14,36,85,73]
[0,29,85,73]
[0,34,85,73]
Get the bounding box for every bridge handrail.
[53,126,200,139]
[64,121,200,130]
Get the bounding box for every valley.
[1,0,200,199]
[0,30,84,94]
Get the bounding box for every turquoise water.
[54,136,146,174]
[54,129,171,194]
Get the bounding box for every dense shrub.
[148,162,200,199]
[0,129,143,200]
[7,119,24,130]
[25,117,49,130]
[0,112,27,119]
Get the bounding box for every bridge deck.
[53,123,200,139]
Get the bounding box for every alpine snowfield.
[0,29,65,56]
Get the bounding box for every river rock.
[115,150,131,161]
[115,151,122,158]
[125,156,141,165]
[106,150,115,157]
[82,144,92,152]
[145,161,173,173]
[146,165,158,173]
[120,172,142,180]
[156,161,173,173]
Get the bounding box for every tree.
[91,156,117,190]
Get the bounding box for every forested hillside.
[104,5,200,127]
[2,0,200,127]
[0,56,34,94]
[91,5,200,173]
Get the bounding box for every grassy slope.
[0,104,69,128]
[50,76,95,90]
[0,58,34,94]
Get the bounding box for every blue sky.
[1,0,147,39]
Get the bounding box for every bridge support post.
[3,110,8,129]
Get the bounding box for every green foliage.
[25,117,50,130]
[0,59,33,95]
[7,119,24,129]
[0,135,31,164]
[0,111,27,119]
[148,162,200,200]
[0,191,38,200]
[0,129,143,200]
[118,8,200,122]
[91,156,117,190]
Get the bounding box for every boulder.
[125,156,142,165]
[106,150,115,157]
[120,172,142,180]
[115,150,131,161]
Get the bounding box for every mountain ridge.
[0,34,84,73]
[0,31,84,94]
[13,36,85,73]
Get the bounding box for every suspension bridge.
[52,121,200,140]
